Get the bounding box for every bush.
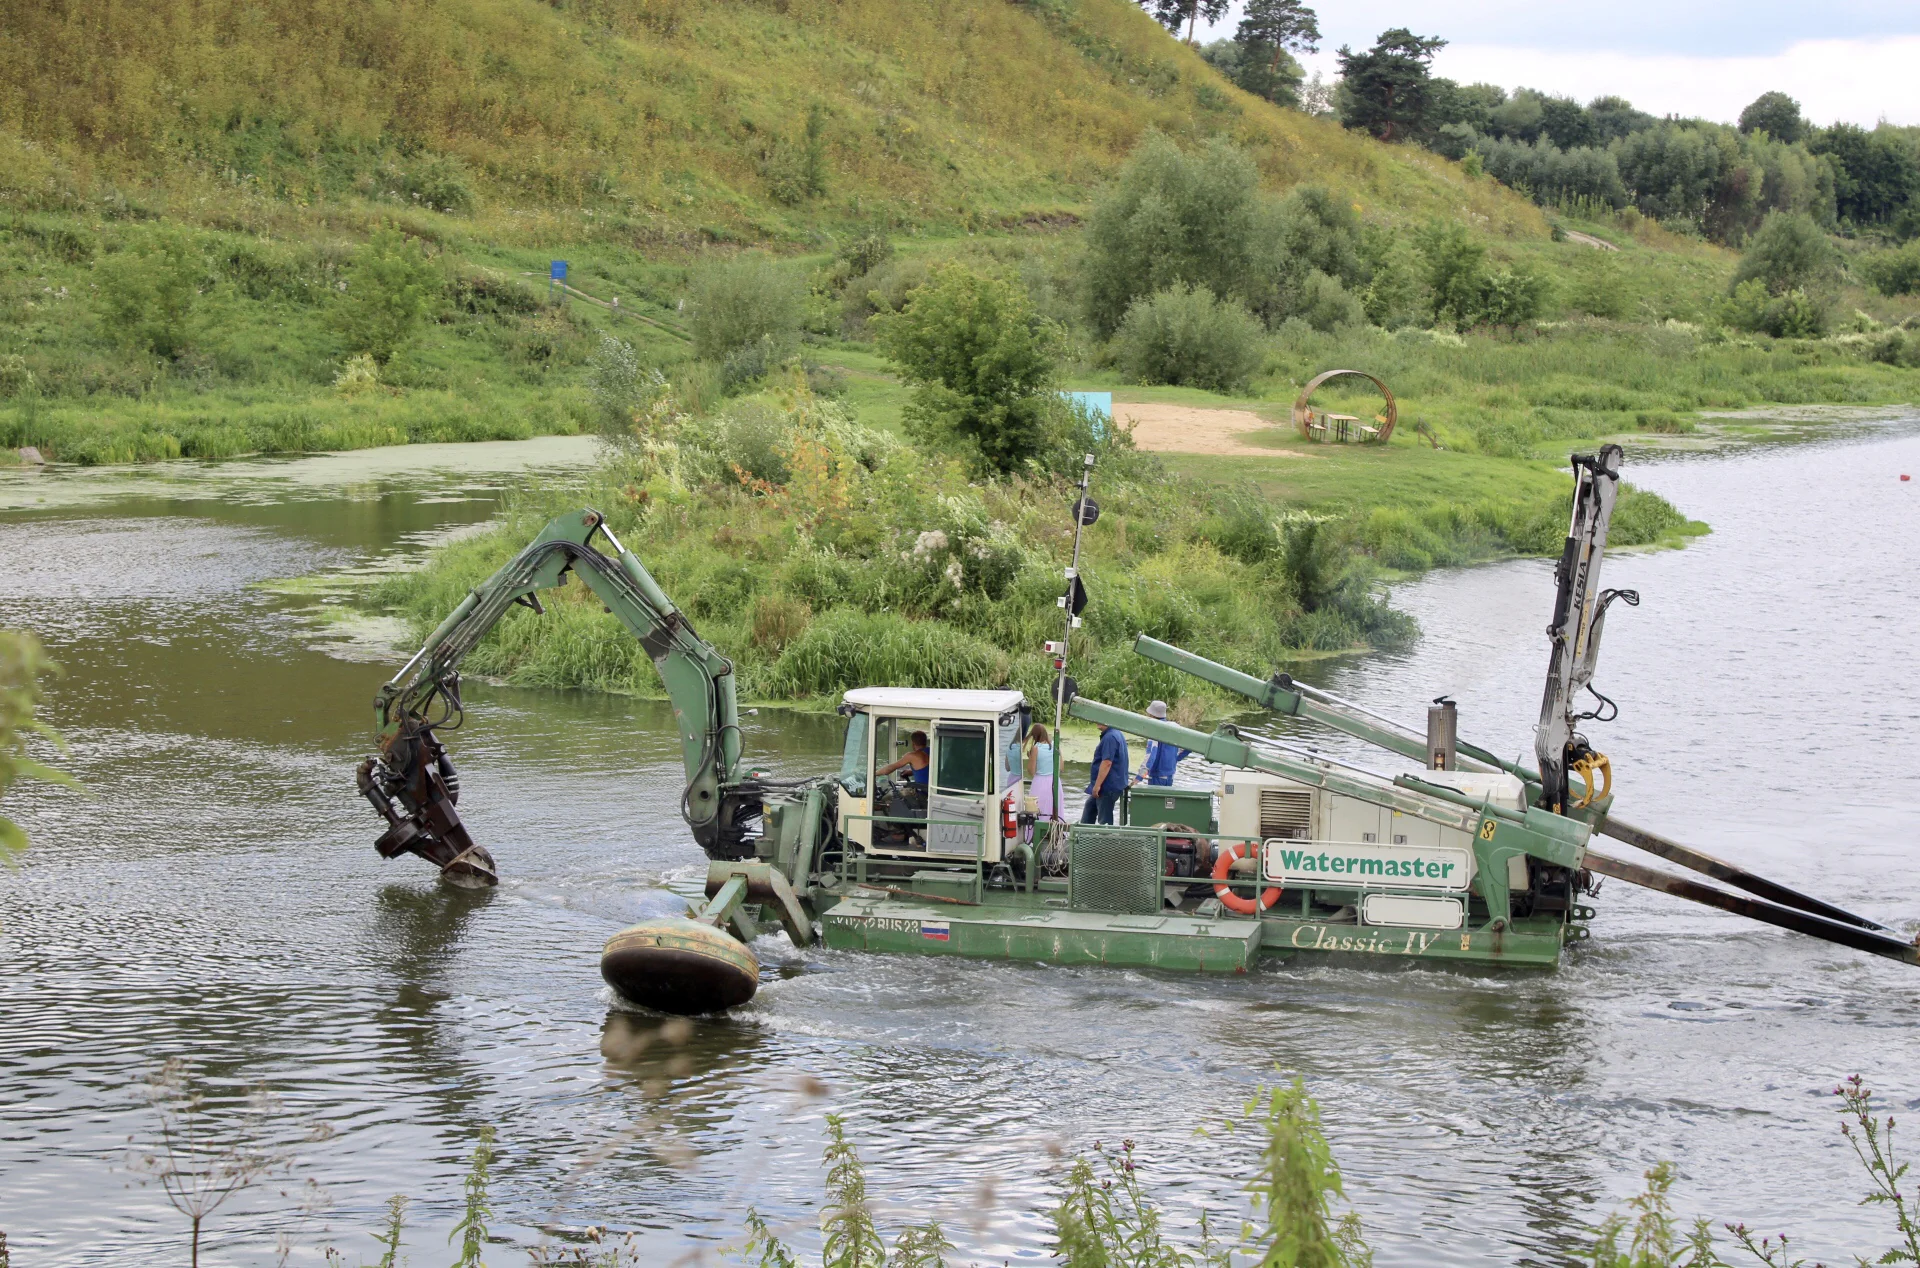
[1289,268,1368,331]
[1567,253,1632,319]
[333,229,441,365]
[764,610,1008,697]
[1634,410,1695,434]
[1039,396,1160,485]
[874,262,1063,473]
[1359,229,1427,327]
[1717,278,1829,337]
[1241,185,1377,329]
[690,253,806,362]
[586,333,649,434]
[1859,242,1920,296]
[1194,493,1278,563]
[1731,212,1842,298]
[759,102,830,206]
[1114,283,1266,392]
[748,593,811,654]
[719,334,792,395]
[1282,517,1341,611]
[1084,142,1386,337]
[829,233,893,288]
[333,353,381,395]
[95,232,205,358]
[1083,132,1265,336]
[1415,220,1548,327]
[1417,219,1488,327]
[368,153,476,215]
[709,399,795,485]
[841,252,932,338]
[1478,262,1553,327]
[1868,329,1920,368]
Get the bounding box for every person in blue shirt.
[1132,699,1187,787]
[1080,722,1129,825]
[878,730,931,784]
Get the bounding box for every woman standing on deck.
[1024,723,1059,833]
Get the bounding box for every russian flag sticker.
[921,921,951,941]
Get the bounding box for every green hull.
[810,890,1568,971]
[1251,914,1565,966]
[821,894,1264,972]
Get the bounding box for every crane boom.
[1535,443,1632,814]
[356,508,761,885]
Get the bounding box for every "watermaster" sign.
[1262,841,1473,892]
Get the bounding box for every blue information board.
[549,260,568,281]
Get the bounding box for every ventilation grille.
[1259,788,1313,841]
[1068,827,1164,915]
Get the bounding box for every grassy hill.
[0,0,1911,475]
[0,0,1540,242]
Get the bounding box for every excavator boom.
[357,508,760,885]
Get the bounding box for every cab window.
[934,725,990,795]
[837,711,870,796]
[873,716,933,784]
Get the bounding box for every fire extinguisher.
[1001,792,1018,840]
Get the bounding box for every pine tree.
[1334,29,1448,144]
[1235,0,1321,75]
[1140,0,1230,44]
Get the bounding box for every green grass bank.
[365,376,1697,712]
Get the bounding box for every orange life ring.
[1212,841,1282,914]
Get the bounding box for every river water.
[2,422,1918,1266]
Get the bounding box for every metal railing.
[1056,827,1471,919]
[835,819,1461,917]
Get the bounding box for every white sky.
[1191,1,1920,127]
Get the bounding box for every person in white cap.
[1133,699,1187,787]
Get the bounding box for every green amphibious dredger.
[355,445,1919,1013]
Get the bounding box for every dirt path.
[1113,401,1303,456]
[1562,229,1619,252]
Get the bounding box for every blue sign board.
[549,260,568,281]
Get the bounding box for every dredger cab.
[833,688,1031,864]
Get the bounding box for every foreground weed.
[322,1194,411,1268]
[1593,1074,1919,1267]
[744,1211,805,1268]
[1834,1074,1920,1264]
[1052,1077,1371,1268]
[820,1113,887,1268]
[743,1112,951,1268]
[375,1195,407,1268]
[526,1228,642,1266]
[1238,1079,1371,1268]
[450,1126,496,1268]
[129,1059,316,1268]
[1586,1163,1719,1268]
[0,628,74,860]
[1052,1140,1200,1268]
[1723,1076,1920,1267]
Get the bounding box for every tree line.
[1141,3,1920,248]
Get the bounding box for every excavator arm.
[356,508,761,885]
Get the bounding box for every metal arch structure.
[1292,369,1397,444]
